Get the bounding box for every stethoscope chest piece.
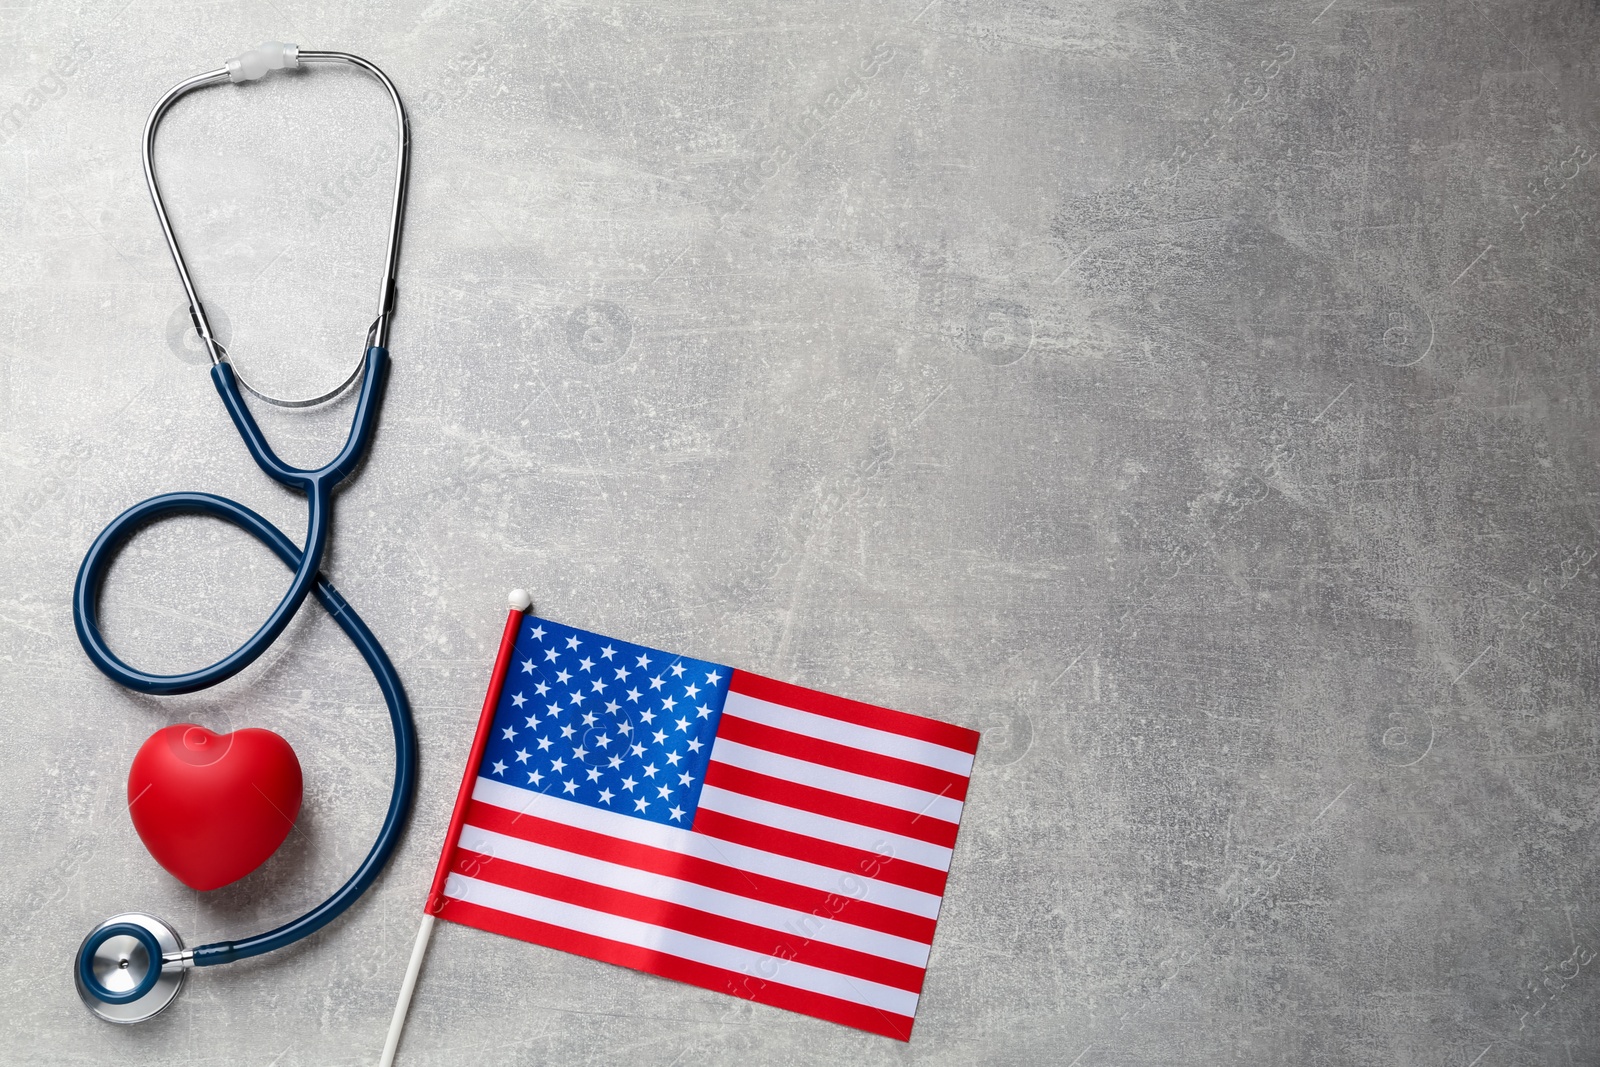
[75,913,187,1024]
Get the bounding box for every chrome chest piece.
[75,913,191,1024]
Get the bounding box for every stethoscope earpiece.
[74,914,189,1024]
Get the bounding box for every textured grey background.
[2,0,1599,1063]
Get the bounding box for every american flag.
[426,609,979,1040]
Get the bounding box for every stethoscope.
[71,43,418,1024]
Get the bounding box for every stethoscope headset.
[71,43,417,1023]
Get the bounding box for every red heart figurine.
[128,724,303,891]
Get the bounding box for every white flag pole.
[378,913,435,1067]
[378,590,532,1066]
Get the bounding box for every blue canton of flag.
[478,618,732,827]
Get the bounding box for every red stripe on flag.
[690,808,950,897]
[462,799,936,943]
[453,847,928,993]
[715,713,970,801]
[728,670,979,755]
[437,896,916,1041]
[704,761,961,849]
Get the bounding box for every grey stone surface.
[2,0,1599,1063]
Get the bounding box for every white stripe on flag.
[443,872,922,1017]
[696,785,954,871]
[472,778,943,917]
[721,690,976,777]
[457,824,933,966]
[709,737,964,824]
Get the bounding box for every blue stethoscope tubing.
[73,45,416,1013]
[74,352,387,696]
